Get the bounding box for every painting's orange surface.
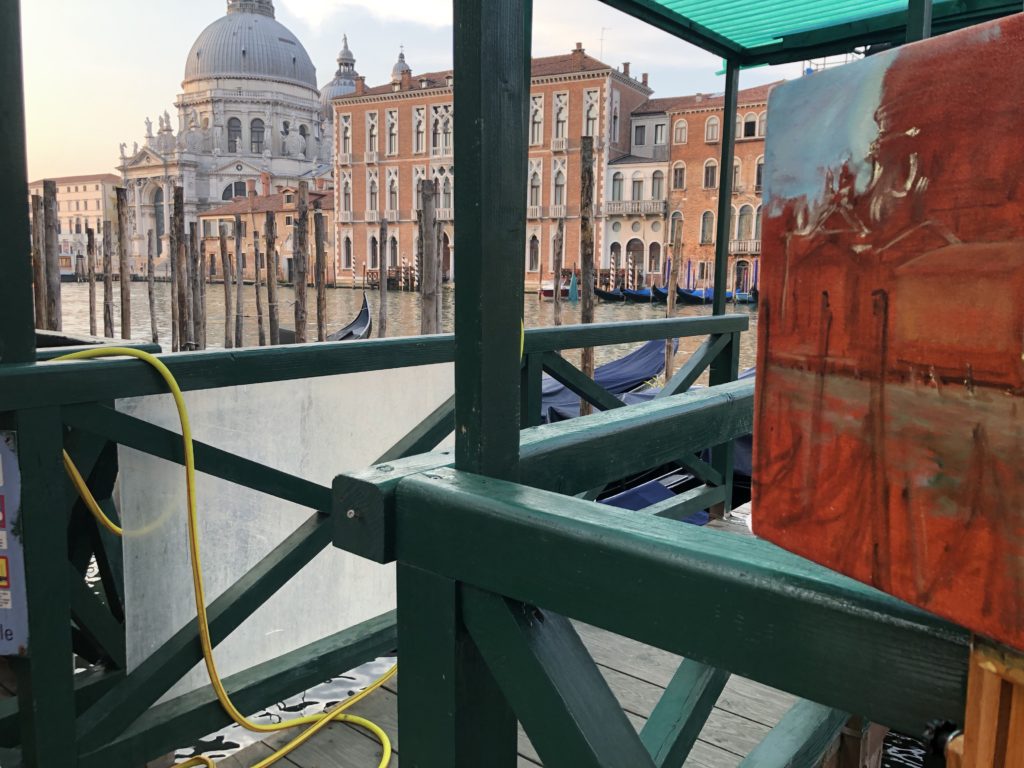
[753,14,1024,651]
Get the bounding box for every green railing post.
[0,0,36,365]
[520,352,543,429]
[709,331,740,517]
[13,408,77,766]
[712,59,739,318]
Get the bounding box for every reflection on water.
[57,281,759,372]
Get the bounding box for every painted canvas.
[753,14,1024,651]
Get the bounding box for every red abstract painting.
[753,14,1024,651]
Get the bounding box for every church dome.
[320,34,358,107]
[184,0,317,91]
[391,50,412,83]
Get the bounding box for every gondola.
[622,287,653,302]
[594,286,625,302]
[651,286,670,303]
[679,288,737,304]
[277,293,373,344]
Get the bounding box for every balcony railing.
[365,210,380,223]
[436,207,454,221]
[730,239,761,254]
[431,146,452,158]
[338,152,352,165]
[527,205,543,219]
[603,200,667,216]
[364,151,379,164]
[339,211,352,223]
[551,137,569,152]
[549,204,567,219]
[385,209,400,222]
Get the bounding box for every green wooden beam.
[463,586,656,768]
[333,383,752,562]
[397,564,516,767]
[523,315,746,354]
[76,512,332,750]
[0,1,36,365]
[738,700,848,768]
[518,378,753,495]
[452,0,531,480]
[708,332,740,515]
[63,403,331,511]
[713,61,739,318]
[542,351,626,413]
[13,408,78,766]
[657,334,730,398]
[640,660,730,768]
[374,394,455,464]
[675,453,723,486]
[394,469,970,734]
[77,611,397,768]
[519,351,544,428]
[907,0,934,41]
[645,485,726,522]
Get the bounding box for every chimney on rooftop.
[622,62,630,77]
[401,69,412,90]
[315,177,326,191]
[260,171,271,196]
[642,73,648,87]
[246,178,257,198]
[355,76,366,96]
[572,41,585,71]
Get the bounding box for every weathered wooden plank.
[463,587,656,768]
[395,469,970,734]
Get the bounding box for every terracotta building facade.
[330,45,652,288]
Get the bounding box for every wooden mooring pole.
[419,179,440,335]
[174,189,191,350]
[198,238,207,348]
[378,218,388,338]
[188,222,202,349]
[219,223,233,349]
[42,179,61,331]
[249,193,265,347]
[552,218,564,328]
[116,187,131,340]
[168,190,180,351]
[294,182,309,344]
[314,205,327,342]
[30,195,45,330]
[102,221,114,338]
[579,136,596,417]
[86,227,97,336]
[233,213,243,348]
[147,229,157,343]
[665,215,683,379]
[265,210,280,345]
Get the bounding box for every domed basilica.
[118,0,355,264]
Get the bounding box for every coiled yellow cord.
[56,347,396,767]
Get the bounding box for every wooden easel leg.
[950,638,1024,768]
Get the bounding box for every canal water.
[56,281,759,373]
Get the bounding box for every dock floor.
[221,512,802,767]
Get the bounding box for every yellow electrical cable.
[56,347,396,768]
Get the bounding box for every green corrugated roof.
[600,0,1020,64]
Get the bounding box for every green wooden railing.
[0,314,743,766]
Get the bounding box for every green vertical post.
[712,59,739,318]
[452,0,532,480]
[0,0,37,364]
[14,408,77,766]
[709,331,740,517]
[397,565,516,767]
[906,0,933,42]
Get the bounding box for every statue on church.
[132,141,139,155]
[145,117,153,138]
[119,143,127,160]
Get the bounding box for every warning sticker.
[0,558,10,589]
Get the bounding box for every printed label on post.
[0,592,12,610]
[0,532,8,551]
[0,558,10,590]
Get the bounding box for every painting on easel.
[753,14,1024,652]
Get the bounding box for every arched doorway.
[153,187,165,256]
[389,236,398,268]
[735,260,751,292]
[609,242,621,288]
[648,242,661,284]
[625,238,644,289]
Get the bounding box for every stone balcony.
[603,200,666,216]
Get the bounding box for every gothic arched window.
[227,118,242,153]
[250,119,265,154]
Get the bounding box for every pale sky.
[21,0,802,181]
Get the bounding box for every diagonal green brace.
[541,351,625,413]
[738,699,848,767]
[640,659,730,768]
[463,586,656,768]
